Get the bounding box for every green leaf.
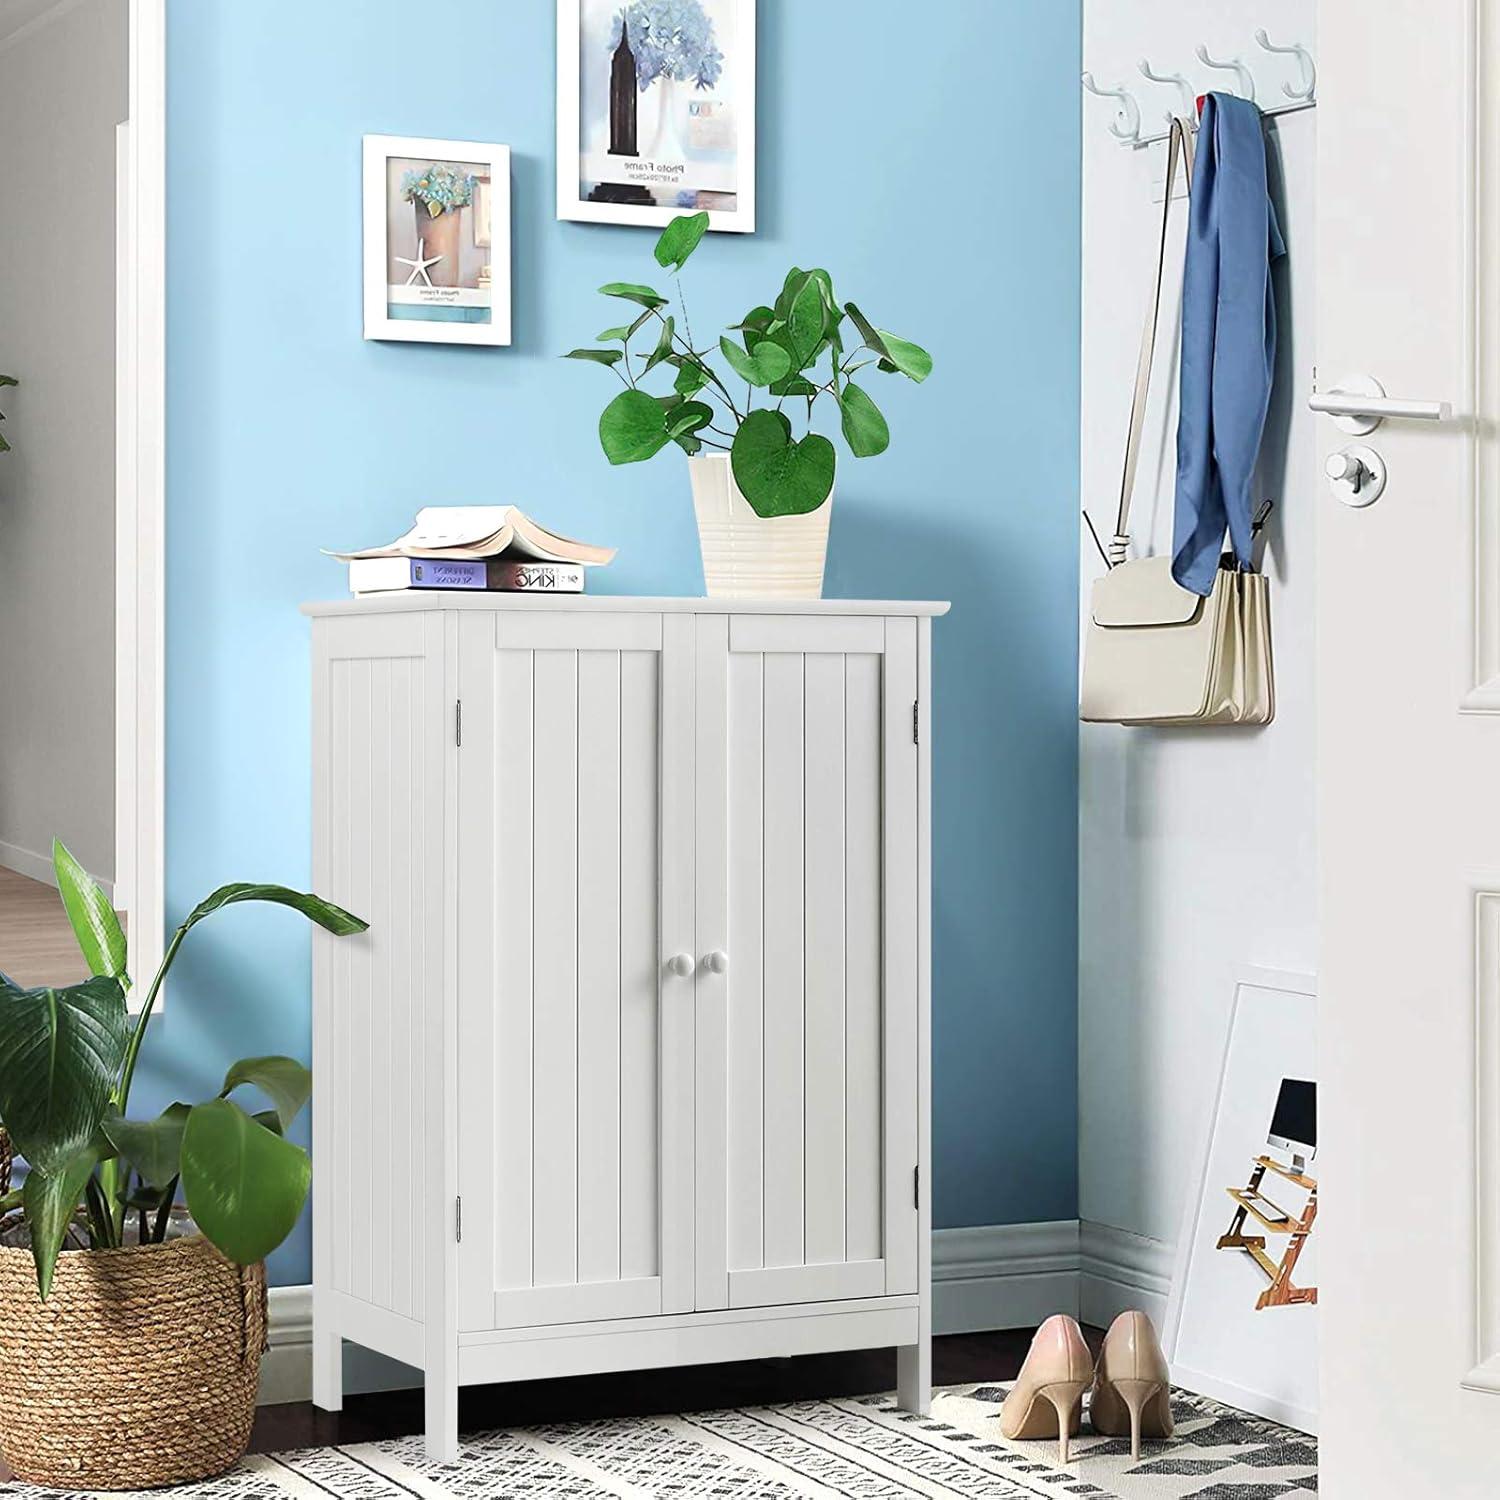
[0,375,17,388]
[773,268,810,324]
[101,1102,190,1190]
[597,310,653,343]
[654,210,710,272]
[843,303,932,383]
[181,884,367,937]
[673,359,709,398]
[52,840,128,986]
[221,1055,311,1131]
[598,281,668,309]
[181,1099,311,1266]
[730,410,837,519]
[0,974,127,1171]
[644,314,676,374]
[718,335,791,389]
[837,382,891,458]
[24,1147,99,1298]
[599,388,671,465]
[665,400,714,440]
[731,305,775,334]
[770,375,820,399]
[673,433,703,456]
[564,348,625,367]
[786,277,829,370]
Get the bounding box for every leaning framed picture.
[363,135,511,345]
[557,0,756,232]
[1163,966,1320,1435]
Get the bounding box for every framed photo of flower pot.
[363,135,511,345]
[557,0,756,233]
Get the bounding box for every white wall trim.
[261,1222,1177,1405]
[0,838,114,902]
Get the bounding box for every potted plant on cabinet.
[0,840,366,1491]
[566,211,932,599]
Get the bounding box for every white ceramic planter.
[688,453,832,600]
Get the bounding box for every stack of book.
[328,507,615,596]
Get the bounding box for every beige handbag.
[1079,119,1274,727]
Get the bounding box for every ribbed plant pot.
[0,1236,267,1490]
[689,453,831,600]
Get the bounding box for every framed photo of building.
[363,135,511,345]
[556,0,756,233]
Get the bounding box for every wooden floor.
[0,865,92,986]
[248,1330,1078,1454]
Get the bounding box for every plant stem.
[115,922,186,1118]
[647,308,743,422]
[152,1177,178,1243]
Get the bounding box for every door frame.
[115,0,166,988]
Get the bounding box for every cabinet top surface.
[301,594,951,619]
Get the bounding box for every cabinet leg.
[897,1339,932,1416]
[425,1375,461,1464]
[312,1328,343,1413]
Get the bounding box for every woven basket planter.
[0,1235,266,1490]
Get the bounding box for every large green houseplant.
[567,211,931,599]
[0,840,366,1490]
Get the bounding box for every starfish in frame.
[395,237,443,287]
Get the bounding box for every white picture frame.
[363,135,511,346]
[556,0,756,233]
[1163,966,1320,1434]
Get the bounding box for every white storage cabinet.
[305,596,946,1460]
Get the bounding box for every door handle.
[702,950,729,975]
[1308,373,1452,434]
[665,953,695,978]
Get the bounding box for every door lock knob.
[1325,445,1387,507]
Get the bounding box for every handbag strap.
[1108,116,1195,566]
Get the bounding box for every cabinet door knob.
[665,953,696,978]
[703,950,729,975]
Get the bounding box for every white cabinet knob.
[665,953,695,978]
[703,950,729,975]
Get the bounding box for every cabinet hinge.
[455,699,463,748]
[455,1196,463,1242]
[913,700,920,745]
[914,1165,920,1210]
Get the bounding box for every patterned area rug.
[1,1383,1317,1498]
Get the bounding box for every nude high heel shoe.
[999,1314,1094,1464]
[1090,1309,1173,1460]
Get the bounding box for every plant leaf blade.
[182,884,367,937]
[221,1055,311,1131]
[718,335,791,389]
[654,211,709,272]
[838,382,891,458]
[730,410,836,518]
[101,1102,190,1190]
[598,281,668,309]
[52,840,128,986]
[599,388,671,465]
[24,1147,100,1298]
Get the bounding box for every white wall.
[1078,0,1317,1302]
[0,0,126,884]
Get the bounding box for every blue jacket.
[1172,93,1285,596]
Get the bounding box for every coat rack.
[1082,30,1315,148]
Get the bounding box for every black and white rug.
[2,1384,1317,1498]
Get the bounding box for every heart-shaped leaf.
[181,1098,311,1266]
[0,974,127,1171]
[843,303,933,383]
[565,348,624,367]
[599,281,668,309]
[838,382,891,458]
[24,1146,101,1298]
[786,277,828,370]
[673,359,709,398]
[730,410,836,518]
[665,400,714,440]
[102,1102,191,1190]
[654,210,709,272]
[221,1055,312,1131]
[773,268,810,324]
[52,839,128,986]
[599,388,671,464]
[719,335,791,389]
[644,314,676,374]
[770,374,820,399]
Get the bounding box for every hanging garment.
[1171,92,1285,596]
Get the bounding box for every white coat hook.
[1081,71,1142,142]
[1138,59,1195,124]
[1253,29,1316,101]
[1194,43,1256,102]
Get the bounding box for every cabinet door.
[694,614,920,1311]
[456,611,696,1331]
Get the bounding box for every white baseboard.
[261,1220,1176,1406]
[1078,1221,1173,1329]
[0,838,114,902]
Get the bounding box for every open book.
[327,506,615,566]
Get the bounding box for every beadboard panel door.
[455,612,696,1332]
[693,614,920,1312]
[312,612,447,1327]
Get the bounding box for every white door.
[1318,6,1500,1492]
[455,611,697,1330]
[692,613,920,1311]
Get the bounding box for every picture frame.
[1163,966,1320,1434]
[363,135,511,345]
[556,0,756,233]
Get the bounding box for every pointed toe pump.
[1091,1310,1173,1460]
[999,1314,1094,1464]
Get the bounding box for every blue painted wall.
[157,0,1081,1286]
